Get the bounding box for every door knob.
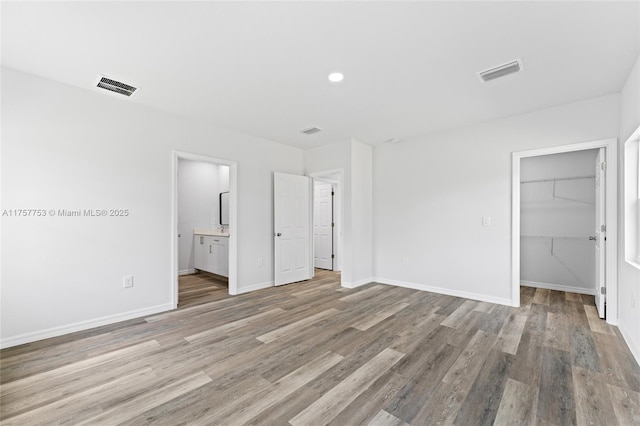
[275,232,282,237]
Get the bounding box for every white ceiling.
[2,1,639,149]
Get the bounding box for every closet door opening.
[519,149,601,309]
[512,140,617,324]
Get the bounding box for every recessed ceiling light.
[328,72,344,83]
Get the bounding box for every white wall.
[350,139,374,286]
[373,94,619,305]
[520,150,598,293]
[178,159,228,273]
[618,54,640,363]
[1,68,303,347]
[218,165,230,194]
[304,139,374,287]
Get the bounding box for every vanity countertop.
[193,228,230,237]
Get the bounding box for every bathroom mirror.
[219,192,230,225]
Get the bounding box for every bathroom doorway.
[172,151,238,308]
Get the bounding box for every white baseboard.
[234,280,274,295]
[520,280,595,295]
[618,322,640,366]
[0,303,173,349]
[342,277,373,289]
[373,277,513,307]
[178,269,196,276]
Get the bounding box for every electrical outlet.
[123,275,134,288]
[482,216,491,227]
[257,257,263,267]
[402,257,409,266]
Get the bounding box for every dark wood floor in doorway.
[1,274,639,425]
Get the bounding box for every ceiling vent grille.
[478,59,523,82]
[96,76,138,97]
[300,127,322,135]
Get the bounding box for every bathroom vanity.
[193,229,229,277]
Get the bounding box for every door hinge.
[331,254,335,259]
[601,161,607,171]
[331,222,335,227]
[331,191,335,196]
[600,287,606,295]
[601,224,606,232]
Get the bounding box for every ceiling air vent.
[477,59,523,83]
[300,127,322,135]
[96,75,139,97]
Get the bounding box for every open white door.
[595,148,606,318]
[274,172,312,286]
[314,182,333,270]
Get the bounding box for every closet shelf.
[521,235,595,241]
[520,174,595,184]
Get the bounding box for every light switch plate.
[123,275,134,288]
[482,216,491,226]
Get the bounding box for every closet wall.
[520,149,598,294]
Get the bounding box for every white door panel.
[275,172,311,286]
[314,182,333,270]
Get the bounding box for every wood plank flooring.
[177,272,228,308]
[1,272,639,425]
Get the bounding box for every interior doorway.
[172,151,238,308]
[519,149,603,313]
[511,139,618,324]
[309,170,343,274]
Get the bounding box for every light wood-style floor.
[1,271,639,425]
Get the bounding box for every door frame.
[172,151,238,307]
[595,147,606,317]
[511,138,618,324]
[308,169,344,278]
